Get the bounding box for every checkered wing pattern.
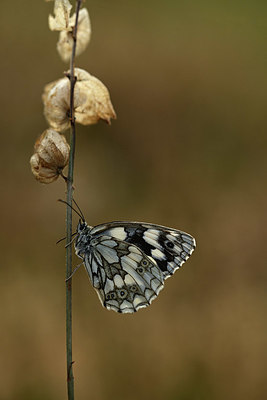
[75,221,196,313]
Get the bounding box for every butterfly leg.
[66,261,84,281]
[64,235,78,248]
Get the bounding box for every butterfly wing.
[83,235,165,313]
[90,222,196,279]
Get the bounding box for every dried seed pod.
[57,8,91,62]
[74,68,117,126]
[42,68,116,132]
[30,153,59,184]
[30,129,70,183]
[42,78,70,132]
[48,0,72,32]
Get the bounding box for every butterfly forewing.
[75,221,196,313]
[90,222,196,279]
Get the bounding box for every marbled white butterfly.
[72,207,196,313]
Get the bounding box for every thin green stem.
[66,1,82,400]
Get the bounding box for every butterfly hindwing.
[83,235,164,313]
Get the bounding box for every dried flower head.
[57,8,91,62]
[30,129,70,183]
[43,68,116,132]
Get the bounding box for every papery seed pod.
[57,8,91,62]
[48,0,72,32]
[30,129,70,183]
[74,68,117,126]
[42,68,116,132]
[42,78,70,132]
[30,153,59,184]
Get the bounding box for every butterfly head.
[77,219,88,233]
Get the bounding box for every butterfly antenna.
[72,198,85,222]
[58,199,83,220]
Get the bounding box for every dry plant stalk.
[30,1,116,399]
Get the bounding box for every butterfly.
[73,210,196,314]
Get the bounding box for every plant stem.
[66,1,82,399]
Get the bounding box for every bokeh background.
[1,0,266,399]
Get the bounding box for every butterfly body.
[75,221,196,314]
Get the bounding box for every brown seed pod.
[42,68,116,132]
[30,129,70,183]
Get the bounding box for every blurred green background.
[1,0,266,399]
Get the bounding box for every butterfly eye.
[165,240,174,249]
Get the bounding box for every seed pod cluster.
[30,2,116,185]
[48,1,91,62]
